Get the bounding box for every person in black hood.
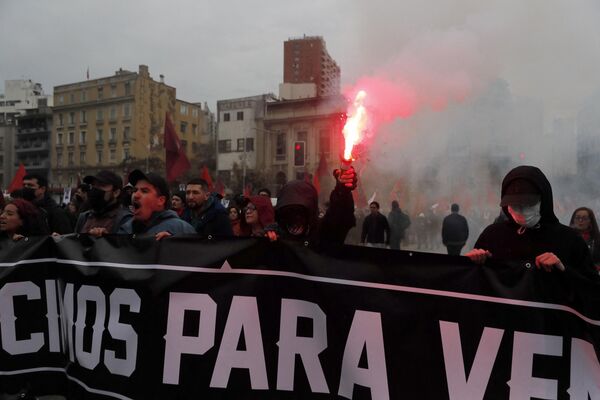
[466,165,598,279]
[22,174,73,234]
[272,167,356,248]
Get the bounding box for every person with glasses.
[570,207,600,272]
[239,196,275,237]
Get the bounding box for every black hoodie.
[474,165,597,279]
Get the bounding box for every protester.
[361,201,390,248]
[0,198,49,240]
[272,167,356,248]
[240,195,275,237]
[570,206,600,272]
[74,183,90,213]
[119,183,134,209]
[22,174,72,234]
[171,191,186,218]
[66,201,79,230]
[75,170,132,236]
[228,205,242,236]
[257,188,271,198]
[182,178,232,236]
[388,200,411,250]
[441,203,469,255]
[466,165,598,279]
[118,170,195,239]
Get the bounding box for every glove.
[333,166,357,191]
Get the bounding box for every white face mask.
[508,202,541,228]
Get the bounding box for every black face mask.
[88,187,110,212]
[22,187,36,202]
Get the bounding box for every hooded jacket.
[274,180,355,248]
[118,209,195,236]
[240,195,275,236]
[474,165,597,278]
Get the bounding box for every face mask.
[508,202,541,228]
[22,187,36,202]
[88,187,111,212]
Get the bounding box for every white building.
[0,80,53,124]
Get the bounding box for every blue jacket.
[118,210,195,236]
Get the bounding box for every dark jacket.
[182,194,233,237]
[35,195,73,234]
[75,203,132,234]
[118,209,195,236]
[442,212,469,246]
[474,166,597,279]
[274,180,355,248]
[361,212,390,244]
[388,209,411,240]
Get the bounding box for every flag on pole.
[215,178,225,197]
[86,67,89,80]
[164,112,191,182]
[7,163,27,193]
[367,190,377,205]
[200,165,214,191]
[243,183,253,198]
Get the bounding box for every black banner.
[0,235,599,399]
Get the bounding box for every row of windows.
[217,138,254,153]
[56,104,132,126]
[179,104,200,117]
[56,127,131,145]
[56,82,132,105]
[222,111,244,122]
[275,130,331,161]
[56,148,131,167]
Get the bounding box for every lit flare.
[342,90,368,161]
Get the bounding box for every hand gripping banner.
[0,235,599,399]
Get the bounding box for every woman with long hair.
[0,198,49,241]
[228,205,242,236]
[570,206,600,271]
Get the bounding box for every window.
[223,113,230,122]
[70,93,75,104]
[124,148,130,160]
[192,108,198,117]
[319,129,330,155]
[123,126,130,140]
[123,103,131,118]
[80,151,86,164]
[81,90,87,102]
[68,132,74,145]
[96,109,103,121]
[297,131,307,142]
[236,111,244,121]
[80,110,87,123]
[109,149,116,162]
[58,114,63,126]
[124,82,131,96]
[96,150,103,164]
[192,124,198,135]
[67,152,74,166]
[237,138,245,152]
[57,133,63,145]
[69,112,75,125]
[96,128,103,143]
[180,104,188,115]
[79,131,86,144]
[110,106,116,120]
[218,139,232,153]
[246,138,254,151]
[56,153,63,167]
[97,86,103,99]
[276,132,286,161]
[58,95,64,105]
[109,128,116,142]
[111,85,117,98]
[180,122,187,134]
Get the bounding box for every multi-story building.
[0,79,53,124]
[261,95,346,196]
[216,94,276,190]
[51,65,207,188]
[14,100,53,179]
[0,124,16,189]
[283,35,341,98]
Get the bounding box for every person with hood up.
[466,165,597,278]
[239,195,276,237]
[569,207,600,272]
[271,167,356,248]
[118,170,195,239]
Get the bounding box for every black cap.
[500,178,541,207]
[128,169,170,206]
[84,170,122,189]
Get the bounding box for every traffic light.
[294,141,305,167]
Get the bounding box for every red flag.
[313,174,321,194]
[200,166,214,191]
[8,163,27,193]
[243,183,253,197]
[164,113,190,182]
[215,178,225,197]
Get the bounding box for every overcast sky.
[2,0,600,118]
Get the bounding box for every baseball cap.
[128,169,170,206]
[500,178,541,207]
[84,170,122,189]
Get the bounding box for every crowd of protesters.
[1,165,599,277]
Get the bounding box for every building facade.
[0,79,53,125]
[261,95,346,195]
[51,65,207,188]
[15,102,53,180]
[283,36,341,97]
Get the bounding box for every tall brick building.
[283,36,341,97]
